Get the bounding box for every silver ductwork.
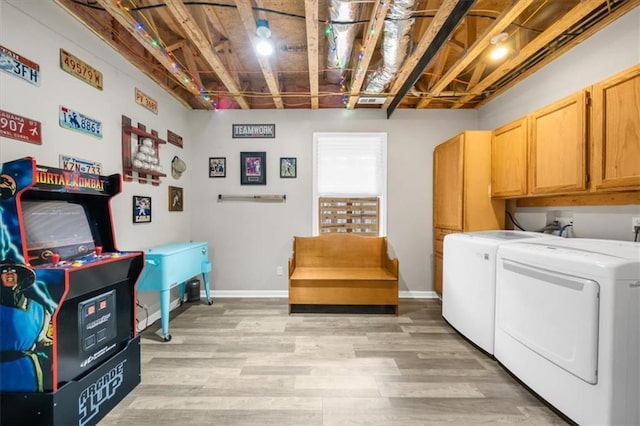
[364,0,416,93]
[325,0,360,84]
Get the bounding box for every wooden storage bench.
[288,233,399,314]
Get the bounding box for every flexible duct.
[364,0,416,93]
[325,0,360,84]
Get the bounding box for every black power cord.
[135,298,149,332]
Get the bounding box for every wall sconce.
[489,32,509,61]
[255,19,274,56]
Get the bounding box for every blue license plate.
[59,106,102,139]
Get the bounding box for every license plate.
[0,45,40,86]
[59,155,103,175]
[59,106,103,139]
[0,109,42,144]
[60,49,103,90]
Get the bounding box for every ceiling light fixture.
[255,19,273,56]
[489,32,509,61]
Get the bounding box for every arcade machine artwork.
[0,157,143,426]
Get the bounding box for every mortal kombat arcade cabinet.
[0,157,143,425]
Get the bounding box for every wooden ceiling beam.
[475,0,640,108]
[305,0,320,109]
[417,0,535,109]
[201,6,244,88]
[452,0,611,109]
[92,0,212,109]
[385,0,474,117]
[164,0,249,109]
[347,0,389,109]
[234,0,284,109]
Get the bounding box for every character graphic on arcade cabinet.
[0,260,55,392]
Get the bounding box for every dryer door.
[496,259,600,384]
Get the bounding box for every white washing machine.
[494,238,640,426]
[442,230,558,355]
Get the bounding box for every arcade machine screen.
[21,200,96,265]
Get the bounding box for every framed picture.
[209,157,226,178]
[240,151,266,185]
[133,195,151,223]
[168,186,183,211]
[280,157,297,178]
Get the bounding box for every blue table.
[136,241,212,341]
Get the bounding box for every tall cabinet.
[433,131,505,297]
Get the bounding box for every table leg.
[202,261,213,305]
[159,289,171,341]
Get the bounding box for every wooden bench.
[288,233,399,314]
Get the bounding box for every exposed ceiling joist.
[93,0,212,109]
[347,0,389,109]
[305,0,320,109]
[235,0,284,109]
[164,0,250,109]
[417,0,536,109]
[452,0,617,108]
[386,0,475,117]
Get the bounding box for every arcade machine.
[0,157,144,426]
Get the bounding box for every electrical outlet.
[555,217,573,228]
[632,217,640,232]
[276,266,283,276]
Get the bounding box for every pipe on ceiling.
[325,0,360,84]
[364,0,416,93]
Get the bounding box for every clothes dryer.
[442,231,558,354]
[494,239,640,426]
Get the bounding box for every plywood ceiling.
[55,0,638,116]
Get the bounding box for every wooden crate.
[318,197,379,235]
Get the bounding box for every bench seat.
[288,234,399,314]
[290,267,398,281]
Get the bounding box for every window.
[313,132,387,236]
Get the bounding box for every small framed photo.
[280,157,297,178]
[168,186,183,211]
[240,151,266,185]
[209,157,226,178]
[133,195,151,223]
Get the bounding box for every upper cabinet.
[591,64,640,192]
[491,118,528,198]
[529,91,589,195]
[491,91,589,198]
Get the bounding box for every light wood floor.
[100,298,569,425]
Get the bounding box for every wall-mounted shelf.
[217,194,286,202]
[122,115,167,186]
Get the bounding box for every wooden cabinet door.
[529,91,588,195]
[433,134,464,230]
[591,64,640,191]
[491,118,528,197]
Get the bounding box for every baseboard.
[208,290,438,299]
[211,290,289,298]
[399,291,438,299]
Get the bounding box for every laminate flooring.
[99,298,569,425]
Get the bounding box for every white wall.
[478,7,640,242]
[1,0,193,251]
[189,109,478,295]
[0,0,194,321]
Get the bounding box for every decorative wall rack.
[122,115,167,186]
[217,194,286,202]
